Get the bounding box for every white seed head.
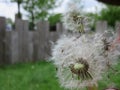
[51,1,120,89]
[51,32,120,89]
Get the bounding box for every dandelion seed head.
[51,34,103,88]
[51,31,120,89]
[62,6,89,33]
[51,1,120,88]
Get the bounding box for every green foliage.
[85,13,99,31]
[48,13,62,25]
[86,5,120,31]
[0,61,64,90]
[23,0,56,29]
[0,61,119,90]
[98,5,120,27]
[11,0,23,4]
[11,0,57,29]
[23,0,56,21]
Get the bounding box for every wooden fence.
[0,17,64,64]
[0,16,120,64]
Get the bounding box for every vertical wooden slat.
[0,17,66,63]
[28,31,34,61]
[56,22,64,35]
[5,31,11,64]
[115,21,120,33]
[36,21,50,60]
[33,31,39,61]
[96,21,108,33]
[15,19,23,62]
[48,23,64,56]
[22,20,29,62]
[10,31,19,64]
[49,23,62,42]
[15,19,29,62]
[0,17,6,64]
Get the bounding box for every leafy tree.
[11,0,23,19]
[98,5,120,27]
[22,0,56,30]
[85,5,120,31]
[48,13,62,25]
[11,0,56,29]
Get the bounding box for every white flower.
[51,32,120,89]
[62,6,89,33]
[51,1,120,89]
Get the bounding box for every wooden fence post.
[22,20,29,62]
[115,21,120,33]
[50,22,63,42]
[35,21,50,60]
[28,31,34,61]
[6,31,19,64]
[15,19,30,62]
[0,17,6,64]
[96,21,108,33]
[56,22,64,35]
[33,31,39,61]
[15,19,23,62]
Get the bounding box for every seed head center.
[74,63,84,70]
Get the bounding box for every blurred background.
[0,0,120,90]
[1,0,120,30]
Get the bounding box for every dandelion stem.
[87,85,98,90]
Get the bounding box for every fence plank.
[5,31,11,64]
[11,31,19,63]
[96,21,108,33]
[49,23,63,42]
[15,19,30,62]
[28,31,34,61]
[22,20,29,62]
[1,17,104,63]
[56,22,64,35]
[15,19,23,62]
[36,21,50,60]
[33,31,39,61]
[115,21,120,33]
[6,31,19,64]
[0,17,6,64]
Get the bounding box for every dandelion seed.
[51,32,120,89]
[50,1,120,89]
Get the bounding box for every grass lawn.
[0,61,119,90]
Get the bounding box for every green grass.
[0,61,119,90]
[98,63,120,90]
[0,61,64,90]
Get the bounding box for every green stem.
[87,85,98,90]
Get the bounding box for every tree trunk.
[18,3,20,14]
[17,1,22,19]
